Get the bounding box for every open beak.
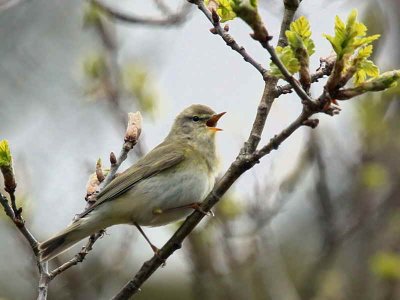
[206,112,226,132]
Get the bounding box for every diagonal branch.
[0,112,143,300]
[195,1,267,77]
[0,192,39,253]
[111,2,305,299]
[111,107,318,299]
[47,231,104,280]
[47,111,143,280]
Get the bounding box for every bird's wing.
[77,142,185,219]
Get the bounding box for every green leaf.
[324,9,380,59]
[369,70,400,89]
[270,46,300,77]
[0,140,12,167]
[371,252,400,280]
[207,0,237,22]
[357,45,373,59]
[338,70,400,99]
[249,0,258,8]
[286,16,315,56]
[354,60,379,85]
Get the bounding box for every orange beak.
[206,112,226,132]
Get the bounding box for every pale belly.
[100,169,215,227]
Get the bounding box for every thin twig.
[49,112,142,278]
[92,0,191,27]
[0,192,39,253]
[48,231,104,280]
[276,61,334,97]
[102,112,142,188]
[196,1,267,77]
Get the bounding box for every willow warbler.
[39,104,225,261]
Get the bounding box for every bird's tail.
[39,215,104,262]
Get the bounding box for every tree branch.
[92,0,191,27]
[0,111,142,300]
[47,231,104,280]
[276,57,335,97]
[111,1,308,298]
[195,1,267,77]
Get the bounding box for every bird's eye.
[192,116,200,122]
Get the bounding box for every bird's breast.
[115,167,215,227]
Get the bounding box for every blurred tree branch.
[0,112,141,300]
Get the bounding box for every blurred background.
[1,0,400,299]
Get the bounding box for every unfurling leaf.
[270,16,314,79]
[270,46,300,77]
[125,112,142,144]
[0,140,16,193]
[354,60,379,85]
[205,0,237,22]
[336,70,400,100]
[287,16,315,56]
[86,168,109,199]
[0,140,12,167]
[323,9,380,59]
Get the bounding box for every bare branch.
[0,192,39,253]
[276,56,335,97]
[195,1,267,77]
[102,112,142,188]
[92,0,191,27]
[47,231,104,280]
[50,111,143,278]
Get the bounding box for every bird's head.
[167,104,226,144]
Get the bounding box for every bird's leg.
[153,202,214,217]
[134,223,160,255]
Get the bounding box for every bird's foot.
[151,245,166,267]
[189,203,214,217]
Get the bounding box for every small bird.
[39,104,225,261]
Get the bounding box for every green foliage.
[123,65,158,116]
[271,16,314,78]
[286,16,315,56]
[370,251,400,280]
[83,2,106,27]
[205,0,258,23]
[361,163,388,189]
[324,9,380,59]
[371,71,400,89]
[0,140,12,168]
[205,0,237,22]
[358,71,400,92]
[83,53,107,80]
[324,9,382,86]
[217,0,237,22]
[352,45,380,85]
[270,46,300,77]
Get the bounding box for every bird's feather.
[78,142,185,218]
